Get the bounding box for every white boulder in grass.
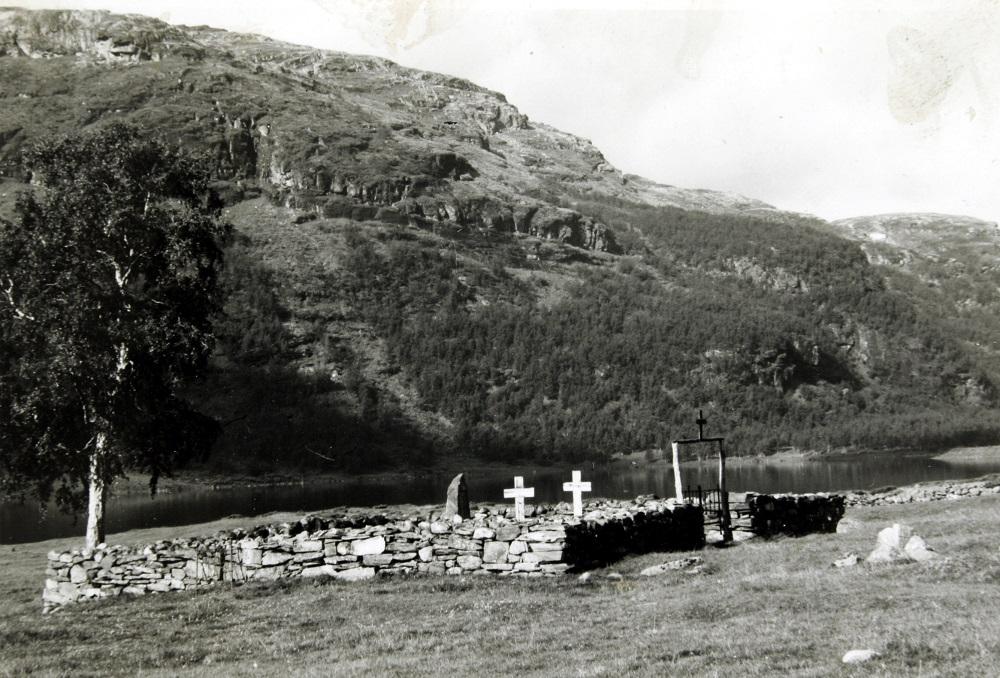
[903,535,938,562]
[832,553,859,568]
[866,523,912,563]
[640,556,704,576]
[842,649,880,664]
[866,523,938,563]
[836,517,861,534]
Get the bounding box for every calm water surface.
[3,450,999,544]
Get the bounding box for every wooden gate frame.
[671,412,733,543]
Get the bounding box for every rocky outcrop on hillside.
[828,212,1000,384]
[832,213,1000,257]
[829,213,1000,286]
[0,8,789,254]
[0,9,617,250]
[729,257,808,293]
[0,8,203,61]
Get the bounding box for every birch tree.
[0,124,228,549]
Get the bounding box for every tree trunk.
[85,434,107,551]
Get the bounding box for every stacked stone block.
[43,496,703,611]
[745,493,845,537]
[564,503,704,568]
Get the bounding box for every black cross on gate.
[671,407,733,543]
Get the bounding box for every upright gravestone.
[442,473,470,519]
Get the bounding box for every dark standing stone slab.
[442,473,470,519]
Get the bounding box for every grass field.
[2,497,999,677]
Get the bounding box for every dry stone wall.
[846,478,1000,507]
[43,497,703,612]
[746,493,845,537]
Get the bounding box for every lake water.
[3,450,999,544]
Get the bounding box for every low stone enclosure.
[43,492,845,612]
[43,497,704,612]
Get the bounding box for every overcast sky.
[16,0,1000,222]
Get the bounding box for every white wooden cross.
[562,470,592,517]
[503,476,535,521]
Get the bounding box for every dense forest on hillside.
[8,179,1000,474]
[205,201,1000,468]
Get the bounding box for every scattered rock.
[866,523,912,563]
[577,572,592,582]
[903,535,937,562]
[866,524,938,564]
[640,556,704,576]
[842,649,879,664]
[836,517,861,534]
[833,553,859,568]
[846,479,1000,507]
[605,572,623,581]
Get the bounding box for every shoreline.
[112,458,551,496]
[112,444,999,496]
[932,445,1000,462]
[5,468,998,549]
[9,472,1000,550]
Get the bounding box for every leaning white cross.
[503,476,535,522]
[562,470,592,517]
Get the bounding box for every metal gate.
[673,410,733,542]
[687,485,724,527]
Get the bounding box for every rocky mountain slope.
[0,8,781,253]
[2,8,1000,471]
[829,213,1000,387]
[832,213,1000,283]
